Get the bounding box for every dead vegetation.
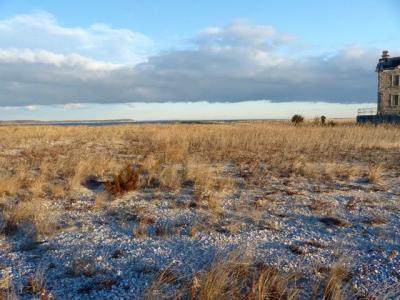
[0,197,59,249]
[367,164,382,184]
[319,216,350,228]
[321,260,352,300]
[145,251,300,300]
[0,121,399,298]
[0,274,17,300]
[68,257,97,277]
[104,164,140,196]
[144,250,372,300]
[363,215,387,227]
[26,272,53,299]
[0,122,398,205]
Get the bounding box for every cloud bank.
[0,12,380,107]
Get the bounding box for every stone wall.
[378,69,400,115]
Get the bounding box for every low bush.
[104,165,140,196]
[291,114,304,125]
[321,115,326,125]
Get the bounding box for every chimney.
[381,50,390,59]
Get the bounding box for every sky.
[0,0,399,120]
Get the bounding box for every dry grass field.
[0,121,399,299]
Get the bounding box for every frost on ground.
[0,123,399,299]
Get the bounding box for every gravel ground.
[1,170,400,299]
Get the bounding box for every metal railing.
[357,107,377,116]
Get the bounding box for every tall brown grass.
[367,164,382,184]
[1,197,59,243]
[144,251,299,300]
[1,123,398,173]
[144,251,373,300]
[0,121,398,238]
[0,122,398,298]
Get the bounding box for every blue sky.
[0,0,399,120]
[1,0,399,51]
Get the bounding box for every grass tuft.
[145,251,299,300]
[367,165,382,184]
[27,272,53,299]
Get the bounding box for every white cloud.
[25,105,37,111]
[197,20,297,54]
[63,103,85,109]
[0,14,385,107]
[0,11,153,64]
[0,49,120,70]
[0,106,19,111]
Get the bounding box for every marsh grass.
[1,197,58,244]
[93,192,112,210]
[27,272,53,299]
[0,122,400,300]
[0,122,398,203]
[322,260,352,300]
[145,252,365,300]
[145,251,300,300]
[159,164,182,190]
[367,164,382,184]
[0,122,399,298]
[0,176,25,197]
[0,274,17,300]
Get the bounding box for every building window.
[391,94,399,106]
[392,75,400,86]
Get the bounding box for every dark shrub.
[321,115,326,125]
[291,114,304,125]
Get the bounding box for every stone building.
[357,50,400,123]
[376,50,400,115]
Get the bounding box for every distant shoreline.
[0,118,354,126]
